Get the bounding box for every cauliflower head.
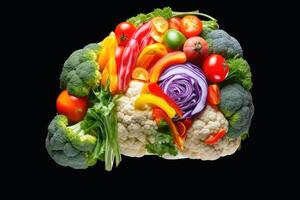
[182,105,241,160]
[116,81,157,157]
[116,81,241,160]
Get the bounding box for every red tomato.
[207,84,221,106]
[114,22,136,46]
[183,36,208,65]
[56,90,88,124]
[202,54,229,83]
[180,15,203,38]
[115,46,124,72]
[168,17,181,30]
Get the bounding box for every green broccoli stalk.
[219,84,254,138]
[60,43,101,97]
[45,115,97,169]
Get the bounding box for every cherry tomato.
[115,46,124,72]
[183,36,208,65]
[56,90,88,124]
[180,15,203,38]
[114,22,136,46]
[207,84,221,106]
[168,17,181,30]
[202,54,229,83]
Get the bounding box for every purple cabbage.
[158,62,207,119]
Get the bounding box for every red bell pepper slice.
[204,128,227,145]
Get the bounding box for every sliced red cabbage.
[159,62,207,119]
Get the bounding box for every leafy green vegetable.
[83,83,121,171]
[223,58,253,90]
[146,121,178,156]
[60,44,101,97]
[219,84,254,138]
[127,7,173,27]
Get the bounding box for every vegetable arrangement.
[46,7,254,171]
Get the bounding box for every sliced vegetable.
[180,15,203,38]
[118,22,152,92]
[141,83,150,94]
[207,84,220,106]
[148,83,183,117]
[182,118,192,130]
[152,16,169,33]
[176,121,187,138]
[56,90,88,124]
[135,94,176,118]
[115,46,124,72]
[204,128,226,144]
[183,36,208,65]
[151,108,184,151]
[114,22,136,46]
[100,33,118,93]
[150,28,164,43]
[202,54,229,83]
[158,62,208,119]
[163,29,186,50]
[132,67,149,82]
[168,17,181,30]
[136,43,168,69]
[149,51,187,83]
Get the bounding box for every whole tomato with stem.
[114,22,136,46]
[183,36,208,65]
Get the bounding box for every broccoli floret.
[205,29,243,58]
[223,58,253,90]
[219,84,254,138]
[45,115,97,169]
[60,44,101,97]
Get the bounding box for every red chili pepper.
[118,39,140,91]
[204,128,227,145]
[148,83,183,117]
[132,21,152,45]
[118,22,153,92]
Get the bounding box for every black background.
[6,0,296,197]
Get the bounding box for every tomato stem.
[172,11,217,22]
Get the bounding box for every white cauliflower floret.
[116,81,240,160]
[117,81,157,157]
[182,105,241,160]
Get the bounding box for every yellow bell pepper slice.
[135,94,176,118]
[100,32,118,93]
